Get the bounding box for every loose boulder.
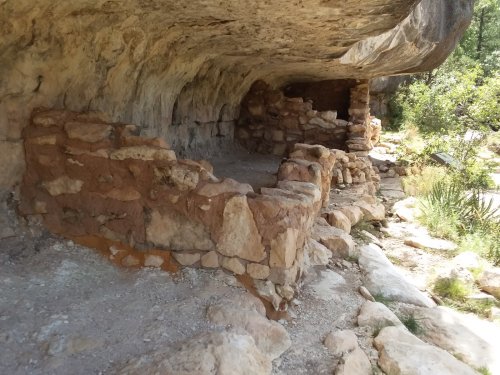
[374,326,477,375]
[118,331,272,375]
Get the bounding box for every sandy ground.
[210,150,282,191]
[0,226,373,375]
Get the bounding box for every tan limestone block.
[172,252,201,266]
[217,195,265,262]
[42,176,84,196]
[201,251,219,268]
[247,263,270,280]
[270,228,299,268]
[221,257,246,275]
[64,121,112,143]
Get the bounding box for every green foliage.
[477,366,493,375]
[433,278,472,301]
[457,299,497,319]
[417,179,500,264]
[402,166,448,196]
[388,65,497,133]
[373,293,392,306]
[459,231,500,265]
[399,314,423,335]
[455,0,500,74]
[389,0,500,266]
[388,0,500,133]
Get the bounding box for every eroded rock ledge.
[0,0,473,193]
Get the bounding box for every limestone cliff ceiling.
[0,0,473,189]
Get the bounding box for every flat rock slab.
[357,301,403,331]
[410,306,500,374]
[393,197,419,222]
[304,269,347,301]
[358,244,435,307]
[374,326,477,375]
[404,236,457,251]
[118,331,272,375]
[379,177,406,200]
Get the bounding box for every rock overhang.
[0,0,473,191]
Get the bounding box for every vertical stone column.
[346,80,372,155]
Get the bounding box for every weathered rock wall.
[237,80,381,156]
[0,0,473,195]
[20,109,344,298]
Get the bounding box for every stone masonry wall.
[20,109,343,303]
[236,80,380,157]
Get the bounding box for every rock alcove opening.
[209,78,364,190]
[282,79,356,121]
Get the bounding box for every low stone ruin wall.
[331,149,381,195]
[20,109,350,302]
[236,80,381,157]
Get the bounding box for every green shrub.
[399,314,423,335]
[433,278,472,302]
[373,293,392,306]
[403,166,448,197]
[477,366,493,375]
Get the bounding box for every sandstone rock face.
[325,210,352,233]
[374,326,477,375]
[404,236,457,252]
[270,228,299,268]
[304,238,332,266]
[323,329,371,375]
[197,178,253,197]
[247,263,271,280]
[339,205,364,226]
[353,197,386,221]
[221,256,246,275]
[410,306,500,373]
[42,176,84,196]
[172,252,201,266]
[118,331,272,375]
[0,0,473,192]
[358,244,436,307]
[64,122,112,143]
[201,251,220,268]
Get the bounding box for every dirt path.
[0,228,376,375]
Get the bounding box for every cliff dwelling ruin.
[0,0,481,373]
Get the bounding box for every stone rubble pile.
[331,149,380,195]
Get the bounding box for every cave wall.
[0,0,474,198]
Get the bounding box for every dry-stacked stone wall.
[20,109,342,301]
[347,81,381,155]
[236,80,380,157]
[331,149,380,196]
